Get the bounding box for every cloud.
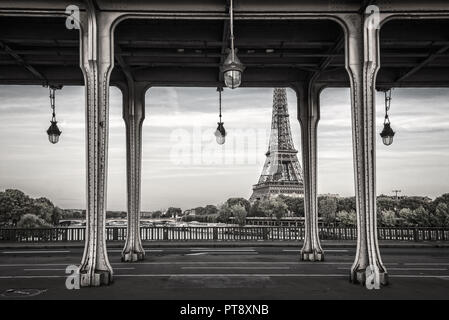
[0,85,448,210]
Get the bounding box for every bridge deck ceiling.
[0,16,449,87]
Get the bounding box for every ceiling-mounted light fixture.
[46,85,62,144]
[221,0,245,89]
[215,87,226,145]
[380,88,395,146]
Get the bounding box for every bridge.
[1,0,449,289]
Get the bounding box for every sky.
[0,85,448,211]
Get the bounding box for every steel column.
[344,12,388,286]
[121,81,146,262]
[295,81,324,261]
[78,3,115,287]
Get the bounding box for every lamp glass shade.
[221,50,245,89]
[224,70,242,89]
[380,122,395,146]
[215,122,226,145]
[47,121,62,144]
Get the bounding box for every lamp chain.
[229,0,235,59]
[218,87,222,122]
[384,89,391,125]
[49,87,56,122]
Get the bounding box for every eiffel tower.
[249,88,304,202]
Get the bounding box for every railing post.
[63,228,68,242]
[163,227,168,240]
[213,227,218,240]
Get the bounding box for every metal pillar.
[295,81,324,261]
[78,2,115,287]
[121,81,146,262]
[344,11,388,286]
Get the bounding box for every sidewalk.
[1,240,449,249]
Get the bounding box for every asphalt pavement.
[0,245,448,299]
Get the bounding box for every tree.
[194,207,206,216]
[230,204,247,226]
[277,195,304,217]
[151,211,162,219]
[377,197,397,214]
[398,208,414,226]
[217,203,232,223]
[413,206,431,226]
[399,196,431,211]
[258,197,288,220]
[249,200,265,217]
[336,210,357,226]
[165,207,182,218]
[17,214,52,228]
[337,197,356,213]
[318,197,337,225]
[226,198,250,214]
[51,207,63,225]
[434,203,449,227]
[378,210,396,227]
[204,205,218,215]
[0,189,34,226]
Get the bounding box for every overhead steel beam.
[115,44,134,82]
[395,44,449,83]
[312,35,344,79]
[0,40,47,83]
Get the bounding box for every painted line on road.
[404,263,449,266]
[2,273,449,280]
[190,249,256,252]
[337,267,447,271]
[2,250,71,254]
[282,249,349,252]
[116,273,348,278]
[386,267,447,271]
[390,275,449,279]
[108,249,163,253]
[23,267,136,271]
[181,266,290,270]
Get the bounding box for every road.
[0,245,448,299]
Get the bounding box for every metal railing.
[0,226,448,243]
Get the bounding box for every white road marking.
[116,274,348,278]
[186,252,208,256]
[2,250,71,254]
[1,273,448,280]
[23,267,135,271]
[190,249,256,252]
[108,249,163,252]
[181,266,290,270]
[404,263,449,266]
[387,267,447,271]
[282,249,349,252]
[337,267,447,271]
[390,275,449,279]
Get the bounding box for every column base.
[300,250,324,262]
[121,250,145,262]
[350,269,389,287]
[80,270,113,287]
